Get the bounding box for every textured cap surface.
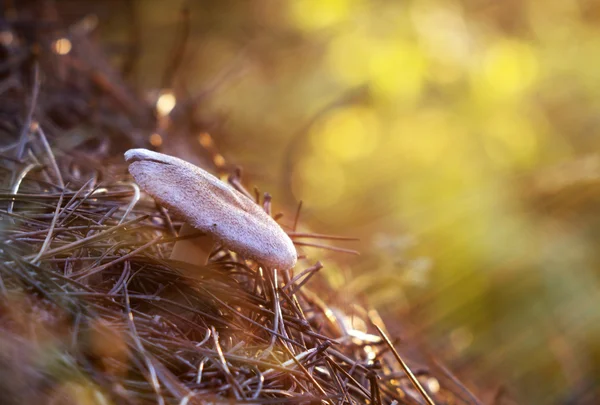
[125,148,297,269]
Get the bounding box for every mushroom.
[124,148,297,272]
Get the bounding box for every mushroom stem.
[170,222,214,267]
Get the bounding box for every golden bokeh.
[52,38,72,55]
[149,133,163,147]
[156,90,176,117]
[98,0,600,401]
[311,107,380,162]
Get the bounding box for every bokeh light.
[156,90,176,117]
[90,0,600,402]
[288,0,363,31]
[52,38,72,55]
[149,133,163,147]
[311,107,380,162]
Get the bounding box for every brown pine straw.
[0,149,482,404]
[0,3,482,405]
[375,325,436,405]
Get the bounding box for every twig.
[31,190,64,263]
[293,241,360,255]
[123,279,165,405]
[288,232,359,241]
[16,62,40,160]
[284,261,323,295]
[34,124,65,189]
[8,162,39,216]
[375,325,436,405]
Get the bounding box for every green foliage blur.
[84,0,600,402]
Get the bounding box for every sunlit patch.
[348,329,381,344]
[156,90,176,117]
[483,113,539,168]
[149,133,163,147]
[475,39,538,100]
[291,153,346,208]
[52,38,72,55]
[311,107,380,162]
[288,0,363,31]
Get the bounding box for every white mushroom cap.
[125,148,297,270]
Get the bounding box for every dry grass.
[0,3,481,404]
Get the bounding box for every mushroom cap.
[125,148,297,270]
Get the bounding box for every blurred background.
[53,0,600,403]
